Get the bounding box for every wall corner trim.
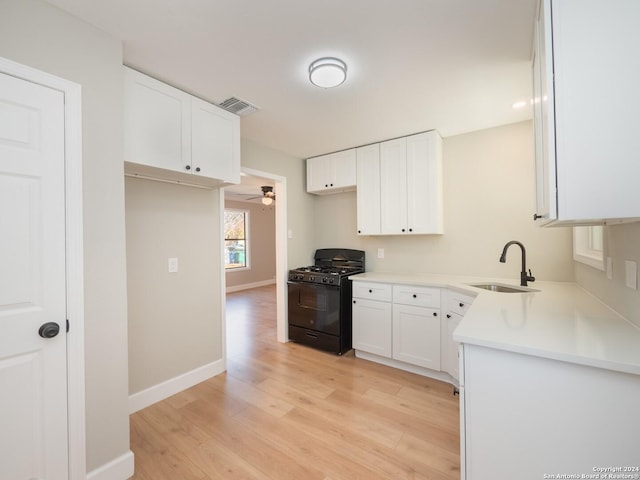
[86,450,134,480]
[128,360,225,414]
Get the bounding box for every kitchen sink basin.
[468,283,539,293]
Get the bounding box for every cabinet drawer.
[393,285,441,308]
[352,281,392,302]
[448,291,475,316]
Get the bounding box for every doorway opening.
[223,167,287,356]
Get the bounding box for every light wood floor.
[130,285,460,479]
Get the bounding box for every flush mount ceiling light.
[309,57,347,88]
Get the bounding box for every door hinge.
[66,319,70,333]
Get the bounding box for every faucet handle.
[527,269,536,283]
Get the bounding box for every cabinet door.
[392,304,440,370]
[307,150,356,193]
[356,144,381,235]
[123,67,191,173]
[191,96,240,183]
[380,137,408,234]
[306,155,331,192]
[352,298,392,357]
[532,0,556,223]
[406,132,443,234]
[444,312,462,380]
[331,149,356,189]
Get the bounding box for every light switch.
[378,248,384,259]
[168,257,178,273]
[625,260,636,290]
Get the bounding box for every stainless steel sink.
[468,283,539,293]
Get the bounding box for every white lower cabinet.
[460,343,640,479]
[442,290,475,382]
[443,312,462,380]
[352,298,392,357]
[353,281,458,377]
[392,304,440,370]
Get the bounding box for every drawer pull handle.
[306,332,318,338]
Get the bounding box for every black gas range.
[287,248,365,355]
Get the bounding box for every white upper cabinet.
[380,131,443,235]
[532,0,640,225]
[123,66,240,187]
[306,149,356,194]
[191,96,239,182]
[356,143,381,235]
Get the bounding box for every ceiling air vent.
[218,96,260,116]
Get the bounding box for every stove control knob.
[309,276,315,282]
[322,278,328,283]
[329,278,335,284]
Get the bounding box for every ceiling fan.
[242,186,276,205]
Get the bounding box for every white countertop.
[351,272,640,375]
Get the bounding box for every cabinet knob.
[409,228,413,232]
[446,314,451,318]
[353,300,356,304]
[533,213,543,220]
[195,167,201,172]
[368,289,372,293]
[325,184,329,187]
[432,312,438,317]
[459,302,464,308]
[358,230,361,234]
[401,228,405,232]
[412,294,417,298]
[185,165,191,171]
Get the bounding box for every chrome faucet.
[499,241,535,287]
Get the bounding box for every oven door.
[287,281,340,336]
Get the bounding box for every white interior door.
[0,72,68,479]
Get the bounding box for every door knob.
[39,322,60,339]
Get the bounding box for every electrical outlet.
[168,257,178,273]
[378,248,384,259]
[625,260,637,290]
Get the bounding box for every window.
[573,225,605,270]
[225,209,249,270]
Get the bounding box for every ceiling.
[225,174,275,204]
[44,0,536,159]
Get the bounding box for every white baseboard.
[354,350,458,387]
[129,359,225,414]
[86,450,134,480]
[226,278,276,293]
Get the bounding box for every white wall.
[224,199,276,289]
[312,122,575,281]
[125,177,223,394]
[241,138,316,268]
[575,223,640,328]
[0,0,130,472]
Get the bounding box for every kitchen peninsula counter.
[351,272,640,376]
